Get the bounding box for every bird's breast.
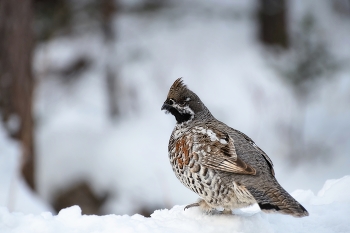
[169,133,195,171]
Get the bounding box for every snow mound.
[1,176,349,233]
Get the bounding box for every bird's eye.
[168,99,174,105]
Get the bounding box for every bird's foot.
[184,199,216,214]
[220,208,233,215]
[184,202,199,210]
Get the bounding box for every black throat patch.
[167,106,192,124]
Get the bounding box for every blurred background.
[0,0,350,217]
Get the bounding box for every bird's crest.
[167,78,188,100]
[170,78,187,92]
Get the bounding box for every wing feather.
[203,156,256,175]
[231,128,275,176]
[200,130,256,175]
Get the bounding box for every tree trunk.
[0,0,35,190]
[102,0,119,118]
[257,0,289,49]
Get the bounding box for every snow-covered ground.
[1,176,350,233]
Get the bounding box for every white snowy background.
[1,0,350,232]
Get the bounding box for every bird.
[161,78,309,217]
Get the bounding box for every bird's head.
[161,78,210,124]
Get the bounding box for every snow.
[1,176,350,233]
[0,123,53,214]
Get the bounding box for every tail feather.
[258,200,308,217]
[248,182,309,217]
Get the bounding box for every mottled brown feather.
[201,130,256,175]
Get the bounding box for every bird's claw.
[184,202,200,210]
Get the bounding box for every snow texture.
[1,176,350,233]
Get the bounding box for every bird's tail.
[251,181,309,217]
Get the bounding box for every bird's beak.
[161,102,171,111]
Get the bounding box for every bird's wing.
[231,128,275,176]
[200,129,256,175]
[202,155,256,175]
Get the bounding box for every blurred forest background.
[0,0,350,217]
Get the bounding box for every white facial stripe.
[173,103,194,115]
